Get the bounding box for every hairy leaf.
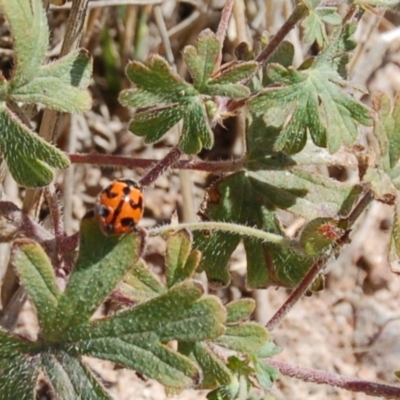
[166,230,201,288]
[226,299,256,324]
[11,50,92,112]
[11,239,60,335]
[122,259,165,302]
[66,282,225,389]
[0,104,70,187]
[250,24,372,154]
[0,0,48,85]
[42,352,110,400]
[215,323,270,354]
[51,215,143,336]
[179,342,232,390]
[194,167,361,287]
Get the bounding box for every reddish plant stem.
[268,359,400,399]
[266,257,326,331]
[139,147,183,187]
[266,189,374,331]
[69,153,243,173]
[256,3,308,65]
[216,0,234,46]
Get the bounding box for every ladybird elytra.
[94,178,144,235]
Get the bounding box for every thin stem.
[344,189,374,229]
[149,221,301,251]
[69,153,243,173]
[268,359,400,399]
[266,257,326,331]
[139,147,183,187]
[256,3,308,65]
[44,186,65,269]
[216,0,234,45]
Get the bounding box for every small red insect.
[94,178,144,235]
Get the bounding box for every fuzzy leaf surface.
[226,299,255,324]
[302,4,341,46]
[249,25,372,154]
[0,104,70,187]
[194,165,361,287]
[166,230,201,288]
[11,50,92,112]
[66,281,226,389]
[215,323,270,354]
[122,259,165,302]
[179,342,232,390]
[42,352,110,400]
[0,0,48,85]
[121,30,255,155]
[52,216,143,335]
[11,239,60,335]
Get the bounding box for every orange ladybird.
[94,178,144,235]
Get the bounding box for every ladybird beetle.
[94,178,144,235]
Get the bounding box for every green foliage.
[193,158,361,288]
[302,0,341,46]
[0,104,70,187]
[0,222,273,398]
[250,24,372,154]
[120,29,257,154]
[0,0,92,187]
[372,93,400,263]
[3,1,399,399]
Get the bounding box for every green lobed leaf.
[66,282,226,389]
[129,105,183,144]
[11,239,60,335]
[67,281,225,343]
[250,25,372,154]
[183,29,221,89]
[0,327,33,357]
[204,83,250,99]
[0,354,39,400]
[51,215,143,336]
[71,336,200,390]
[215,323,270,354]
[194,231,241,287]
[0,0,48,85]
[226,299,255,324]
[256,340,283,358]
[165,230,201,288]
[206,374,240,400]
[122,259,165,303]
[42,352,110,400]
[122,55,195,106]
[179,342,232,390]
[252,358,280,390]
[211,62,258,85]
[0,104,70,187]
[372,92,400,171]
[180,99,214,154]
[194,167,361,287]
[302,7,341,46]
[11,50,92,113]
